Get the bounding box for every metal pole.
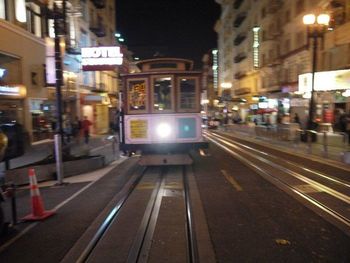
[54,3,64,140]
[323,131,328,157]
[54,3,64,184]
[307,32,318,130]
[54,134,64,184]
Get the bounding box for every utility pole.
[52,1,66,185]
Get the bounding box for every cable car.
[119,58,208,165]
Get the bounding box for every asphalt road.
[0,138,349,262]
[191,142,350,262]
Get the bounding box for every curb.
[4,156,105,186]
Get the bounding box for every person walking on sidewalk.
[82,116,92,144]
[72,117,82,144]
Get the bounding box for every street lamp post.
[303,13,330,130]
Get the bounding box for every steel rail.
[209,132,350,189]
[76,166,147,263]
[204,133,350,232]
[207,133,350,204]
[183,165,199,263]
[128,167,165,263]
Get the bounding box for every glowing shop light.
[221,82,232,89]
[303,14,316,25]
[342,89,350,97]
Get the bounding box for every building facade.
[215,0,350,128]
[45,0,119,136]
[0,0,48,141]
[0,0,122,142]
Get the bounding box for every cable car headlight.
[156,123,171,138]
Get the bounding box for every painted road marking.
[221,169,243,191]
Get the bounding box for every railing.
[219,123,350,163]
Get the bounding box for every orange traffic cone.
[22,168,55,221]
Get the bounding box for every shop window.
[0,53,21,85]
[127,78,148,114]
[177,77,198,112]
[152,76,174,112]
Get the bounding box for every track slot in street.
[66,165,199,263]
[204,131,350,236]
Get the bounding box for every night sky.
[116,0,221,69]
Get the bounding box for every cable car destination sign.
[81,46,123,71]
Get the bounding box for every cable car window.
[177,77,199,112]
[127,78,148,114]
[152,76,174,112]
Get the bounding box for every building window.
[296,31,304,48]
[285,39,291,53]
[285,10,291,24]
[26,2,43,38]
[262,53,266,65]
[268,49,274,61]
[81,0,88,21]
[295,0,305,15]
[261,7,266,19]
[0,0,7,19]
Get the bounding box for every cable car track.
[204,131,350,236]
[68,165,198,263]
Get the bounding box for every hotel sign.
[81,46,123,71]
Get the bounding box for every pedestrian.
[346,112,350,144]
[72,116,82,144]
[294,113,300,124]
[63,117,73,143]
[82,116,92,144]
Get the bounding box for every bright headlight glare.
[156,123,171,138]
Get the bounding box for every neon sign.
[81,46,123,71]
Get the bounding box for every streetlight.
[303,13,330,129]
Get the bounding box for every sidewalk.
[0,133,121,178]
[217,124,350,167]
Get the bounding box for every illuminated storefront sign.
[252,27,260,69]
[81,46,123,71]
[212,49,218,90]
[0,85,26,98]
[298,69,350,93]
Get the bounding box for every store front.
[298,69,350,127]
[81,94,110,134]
[0,86,26,125]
